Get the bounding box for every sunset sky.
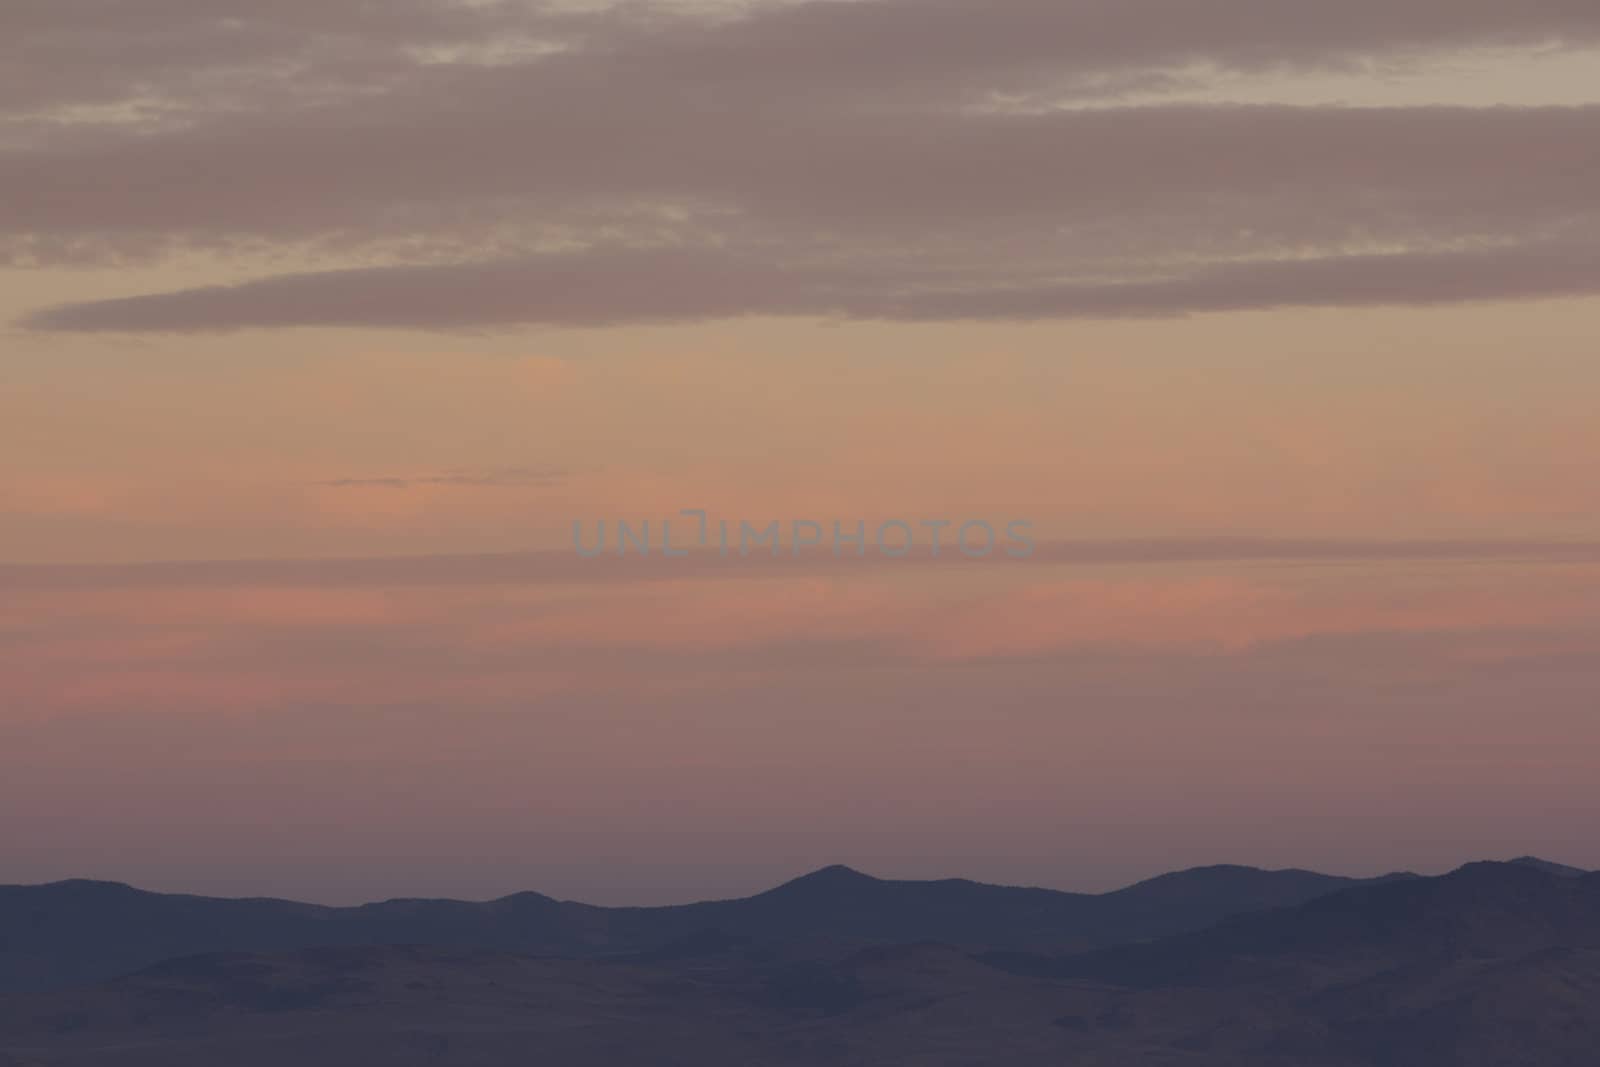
[3,0,1599,905]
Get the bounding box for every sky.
[2,0,1599,905]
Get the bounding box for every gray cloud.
[16,248,844,329]
[6,1,1600,328]
[22,236,1600,331]
[7,0,1599,119]
[0,0,578,117]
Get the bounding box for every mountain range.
[0,861,1409,994]
[1,858,1594,1066]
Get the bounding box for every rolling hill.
[0,861,1596,1066]
[0,862,1405,993]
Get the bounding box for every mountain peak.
[37,879,142,895]
[801,864,876,883]
[768,865,878,894]
[1508,856,1590,878]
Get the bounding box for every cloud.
[5,554,1600,726]
[0,0,576,117]
[4,538,1600,591]
[22,235,1600,331]
[17,249,842,330]
[7,0,1599,120]
[5,1,1600,326]
[317,467,569,490]
[8,101,1597,249]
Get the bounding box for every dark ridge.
[1506,856,1589,878]
[985,860,1600,990]
[0,861,1511,994]
[762,865,880,893]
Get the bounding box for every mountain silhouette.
[0,862,1407,993]
[1023,859,1600,989]
[1507,855,1589,878]
[2,861,1597,1066]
